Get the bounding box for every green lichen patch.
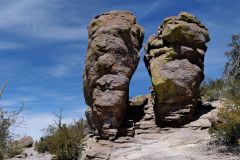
[152,75,176,103]
[162,48,177,63]
[89,20,103,34]
[147,35,158,44]
[179,12,198,23]
[150,39,163,48]
[149,47,177,61]
[162,23,193,43]
[150,59,176,103]
[149,48,164,57]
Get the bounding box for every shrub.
[210,107,240,146]
[0,151,3,160]
[200,79,224,101]
[35,119,87,160]
[7,146,23,158]
[210,80,240,148]
[208,34,240,152]
[0,81,23,159]
[35,139,48,153]
[223,80,240,106]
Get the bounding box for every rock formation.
[144,12,210,127]
[83,11,144,139]
[81,99,225,160]
[82,11,214,160]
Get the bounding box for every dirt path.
[8,146,52,160]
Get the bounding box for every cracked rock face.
[144,12,210,127]
[83,10,144,139]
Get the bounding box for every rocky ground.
[81,100,240,160]
[7,144,52,160]
[80,11,239,160]
[9,101,239,160]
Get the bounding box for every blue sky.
[0,0,239,139]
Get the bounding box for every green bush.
[223,80,240,106]
[208,34,240,152]
[210,80,240,147]
[0,151,3,160]
[7,146,23,158]
[210,107,240,146]
[35,119,86,160]
[0,81,23,159]
[200,79,224,101]
[35,139,48,153]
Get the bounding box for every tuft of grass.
[200,79,224,101]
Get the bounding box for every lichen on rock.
[144,12,210,127]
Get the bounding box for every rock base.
[81,99,227,160]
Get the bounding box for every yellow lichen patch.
[149,47,177,61]
[163,23,194,43]
[152,75,167,86]
[147,35,157,44]
[152,75,176,103]
[162,48,177,63]
[150,60,176,102]
[179,12,197,22]
[90,20,103,33]
[150,39,163,48]
[149,48,164,57]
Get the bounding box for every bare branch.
[53,108,64,130]
[0,80,8,100]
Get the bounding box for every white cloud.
[33,26,88,41]
[0,0,88,41]
[0,0,31,28]
[0,41,24,50]
[47,64,72,78]
[0,96,35,108]
[44,52,84,78]
[140,0,172,19]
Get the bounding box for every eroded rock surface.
[81,100,239,160]
[83,10,144,139]
[144,12,210,127]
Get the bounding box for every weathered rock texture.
[144,12,210,127]
[81,100,237,160]
[83,11,144,139]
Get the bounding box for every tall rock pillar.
[83,11,144,139]
[144,12,210,127]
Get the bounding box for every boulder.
[12,136,34,149]
[83,10,144,139]
[144,12,210,127]
[158,12,209,49]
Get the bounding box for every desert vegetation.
[0,81,87,160]
[35,109,87,160]
[201,34,240,151]
[0,81,23,159]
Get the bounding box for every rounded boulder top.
[88,10,143,37]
